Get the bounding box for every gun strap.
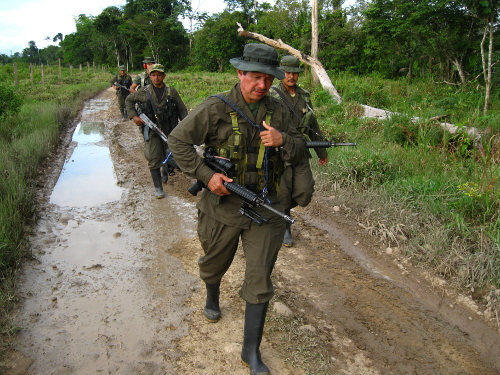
[271,87,302,122]
[210,94,259,129]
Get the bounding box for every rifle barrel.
[306,141,357,148]
[224,182,295,224]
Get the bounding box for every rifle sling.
[271,86,302,122]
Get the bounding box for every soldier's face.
[146,62,155,72]
[149,71,165,87]
[238,70,274,103]
[282,71,299,89]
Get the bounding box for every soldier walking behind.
[110,65,132,121]
[125,64,188,198]
[129,56,156,93]
[270,55,329,246]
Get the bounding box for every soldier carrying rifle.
[110,65,132,121]
[125,64,188,198]
[270,55,329,246]
[169,43,306,375]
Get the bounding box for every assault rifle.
[139,113,168,143]
[139,113,179,176]
[188,151,295,226]
[113,81,130,96]
[306,141,357,148]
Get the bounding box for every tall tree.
[192,11,248,71]
[464,0,500,114]
[22,41,40,64]
[94,6,126,67]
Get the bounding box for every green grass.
[301,71,499,320]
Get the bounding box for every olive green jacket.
[125,84,188,120]
[168,83,306,228]
[270,82,328,159]
[110,74,132,96]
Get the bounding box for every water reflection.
[50,121,122,207]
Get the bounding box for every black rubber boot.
[282,209,293,247]
[120,108,127,121]
[204,281,221,322]
[161,165,169,183]
[241,302,270,375]
[150,168,165,199]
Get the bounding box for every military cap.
[149,64,165,74]
[279,55,304,73]
[142,56,156,63]
[119,65,126,70]
[230,44,285,80]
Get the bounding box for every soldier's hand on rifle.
[207,173,233,196]
[259,121,283,147]
[132,116,144,127]
[318,157,328,165]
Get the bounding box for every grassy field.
[0,66,498,358]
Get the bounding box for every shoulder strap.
[145,87,161,121]
[271,86,301,121]
[210,94,260,130]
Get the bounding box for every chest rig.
[211,95,284,196]
[139,86,179,140]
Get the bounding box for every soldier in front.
[168,43,306,374]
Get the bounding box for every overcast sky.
[0,0,226,55]
[0,0,355,56]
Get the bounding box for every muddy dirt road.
[2,88,499,375]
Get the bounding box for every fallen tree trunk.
[236,23,342,104]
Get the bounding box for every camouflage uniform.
[110,66,132,119]
[271,56,329,247]
[125,83,188,169]
[125,63,188,199]
[132,71,152,91]
[170,44,306,375]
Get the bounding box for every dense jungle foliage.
[1,0,499,87]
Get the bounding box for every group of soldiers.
[110,45,328,375]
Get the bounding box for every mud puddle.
[49,120,122,207]
[10,93,198,374]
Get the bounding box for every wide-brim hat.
[230,44,285,80]
[149,64,165,74]
[279,55,304,73]
[142,56,156,63]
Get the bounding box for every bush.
[0,84,22,120]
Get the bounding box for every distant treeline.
[1,0,499,85]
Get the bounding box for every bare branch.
[236,23,342,104]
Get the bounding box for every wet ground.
[1,88,499,374]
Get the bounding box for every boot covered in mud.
[120,108,127,121]
[161,165,169,183]
[204,281,221,322]
[241,301,270,375]
[282,209,293,247]
[150,168,165,199]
